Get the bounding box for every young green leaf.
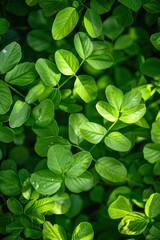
[96,101,119,122]
[145,193,160,218]
[80,122,107,144]
[5,62,38,86]
[35,59,61,87]
[90,0,114,14]
[52,7,79,40]
[7,197,23,215]
[108,195,132,219]
[150,32,160,51]
[0,42,22,74]
[118,212,149,235]
[121,89,142,113]
[84,9,102,38]
[32,99,54,127]
[103,16,124,40]
[0,126,15,143]
[25,83,45,104]
[0,170,21,196]
[104,132,131,152]
[105,85,124,110]
[95,157,127,183]
[0,80,12,115]
[30,169,62,195]
[143,143,160,163]
[69,113,89,145]
[0,18,10,34]
[74,32,93,59]
[9,100,31,128]
[67,151,92,177]
[140,58,160,78]
[55,49,79,75]
[43,221,67,240]
[35,136,71,157]
[120,104,146,124]
[51,193,71,214]
[86,54,113,70]
[74,75,97,103]
[47,144,73,174]
[118,0,141,12]
[151,120,160,143]
[72,222,94,240]
[65,171,93,193]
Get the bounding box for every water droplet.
[51,179,54,181]
[32,182,34,184]
[51,142,53,144]
[43,185,46,188]
[35,183,39,189]
[2,49,7,54]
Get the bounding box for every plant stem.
[7,83,25,99]
[59,76,74,89]
[107,120,118,132]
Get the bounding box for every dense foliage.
[0,0,160,239]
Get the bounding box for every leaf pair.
[43,221,94,240]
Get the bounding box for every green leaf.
[47,144,73,174]
[74,75,97,103]
[5,62,38,86]
[0,126,15,143]
[104,132,131,152]
[141,58,160,77]
[67,151,92,177]
[80,122,107,144]
[32,120,59,138]
[72,222,94,240]
[43,221,67,240]
[25,83,45,104]
[0,170,21,196]
[55,49,79,76]
[121,89,142,113]
[105,85,124,110]
[6,221,23,235]
[151,120,160,143]
[30,169,62,195]
[95,157,127,183]
[35,136,71,157]
[0,18,10,34]
[86,54,113,70]
[26,0,39,6]
[113,5,133,27]
[9,100,31,128]
[32,99,54,127]
[24,227,42,239]
[0,80,12,114]
[96,101,119,122]
[35,59,61,87]
[103,16,124,40]
[90,0,114,14]
[142,0,160,13]
[120,104,146,124]
[28,197,55,214]
[145,193,160,218]
[0,42,22,74]
[27,30,52,52]
[84,9,102,38]
[108,195,132,219]
[118,0,141,11]
[118,212,149,235]
[150,32,160,51]
[143,143,160,163]
[65,171,93,193]
[7,197,23,215]
[114,34,133,50]
[69,113,89,145]
[39,0,69,17]
[51,193,71,214]
[74,32,93,59]
[52,7,79,40]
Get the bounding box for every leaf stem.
[6,83,25,99]
[107,120,118,132]
[59,76,74,89]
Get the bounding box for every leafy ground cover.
[0,0,160,239]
